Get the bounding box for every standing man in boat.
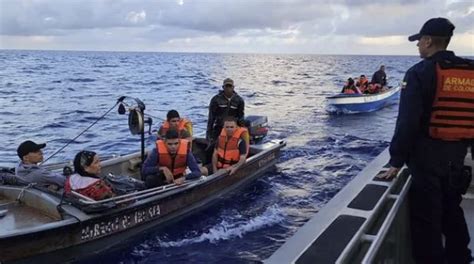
[380,18,474,264]
[15,140,65,187]
[212,116,249,175]
[371,65,387,87]
[207,78,245,145]
[142,129,201,188]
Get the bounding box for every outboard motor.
[244,115,269,144]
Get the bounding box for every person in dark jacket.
[206,78,245,143]
[371,65,387,86]
[379,17,473,264]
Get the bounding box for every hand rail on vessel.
[335,168,411,264]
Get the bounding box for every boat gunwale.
[326,86,400,101]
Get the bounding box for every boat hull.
[0,140,286,263]
[326,86,400,113]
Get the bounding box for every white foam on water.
[157,205,284,248]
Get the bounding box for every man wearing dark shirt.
[371,65,387,86]
[207,78,245,143]
[380,18,473,264]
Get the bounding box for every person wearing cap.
[157,109,193,142]
[379,17,474,263]
[206,78,245,144]
[15,140,65,187]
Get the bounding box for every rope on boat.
[16,183,36,202]
[41,101,121,165]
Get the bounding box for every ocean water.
[0,50,420,263]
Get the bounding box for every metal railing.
[336,169,412,264]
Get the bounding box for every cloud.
[0,0,472,55]
[126,10,147,24]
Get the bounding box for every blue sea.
[0,50,419,263]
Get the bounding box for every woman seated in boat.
[340,78,361,94]
[64,150,115,201]
[356,75,369,93]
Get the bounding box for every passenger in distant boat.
[142,129,201,188]
[366,83,382,94]
[340,78,361,94]
[65,151,115,200]
[380,18,473,264]
[371,65,387,87]
[356,75,369,93]
[15,140,65,188]
[158,110,193,142]
[212,116,249,175]
[207,78,245,144]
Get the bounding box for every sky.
[0,0,473,55]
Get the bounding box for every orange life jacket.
[357,78,369,92]
[156,139,189,178]
[216,127,249,169]
[429,60,474,140]
[160,118,193,138]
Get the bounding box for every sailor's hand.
[174,177,185,185]
[378,167,400,180]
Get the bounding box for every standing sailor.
[380,17,474,263]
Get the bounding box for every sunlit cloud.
[126,10,146,24]
[357,36,406,46]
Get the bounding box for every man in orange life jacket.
[142,129,201,188]
[212,116,249,176]
[157,110,193,142]
[379,18,474,264]
[356,75,369,93]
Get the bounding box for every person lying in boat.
[212,116,249,175]
[356,75,369,93]
[64,150,115,201]
[142,129,202,188]
[340,78,361,94]
[15,140,65,188]
[157,110,193,142]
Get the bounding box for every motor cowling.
[244,115,269,144]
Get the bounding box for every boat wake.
[131,205,284,256]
